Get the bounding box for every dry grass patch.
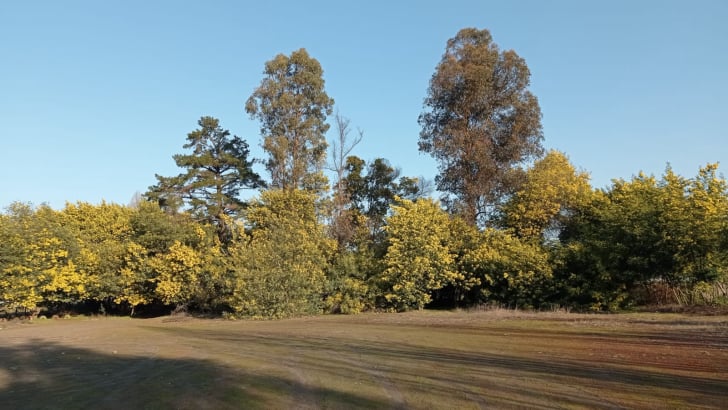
[1,310,726,409]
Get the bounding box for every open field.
[1,310,726,409]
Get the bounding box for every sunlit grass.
[1,310,726,409]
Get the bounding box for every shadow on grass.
[0,339,390,410]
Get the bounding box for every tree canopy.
[419,27,544,226]
[246,48,334,193]
[147,116,264,244]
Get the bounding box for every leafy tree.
[500,150,592,242]
[557,174,666,310]
[32,205,87,309]
[555,164,728,310]
[345,156,426,241]
[228,190,335,318]
[150,241,204,308]
[681,164,728,285]
[325,209,386,314]
[130,201,203,256]
[127,202,224,313]
[58,202,134,305]
[114,242,153,315]
[553,188,625,311]
[324,248,374,314]
[430,216,482,307]
[419,28,543,226]
[330,157,432,309]
[462,228,554,309]
[379,198,460,311]
[148,116,264,244]
[0,203,46,311]
[0,203,83,312]
[246,48,334,192]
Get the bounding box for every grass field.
[1,310,726,409]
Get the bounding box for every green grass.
[1,310,726,409]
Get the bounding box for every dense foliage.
[246,48,334,193]
[2,30,726,318]
[147,116,264,244]
[419,28,544,226]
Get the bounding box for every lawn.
[0,310,726,409]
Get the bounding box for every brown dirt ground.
[0,310,726,409]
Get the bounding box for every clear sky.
[1,0,726,209]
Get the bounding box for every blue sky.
[1,0,726,209]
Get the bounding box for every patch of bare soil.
[0,312,726,409]
[637,304,728,315]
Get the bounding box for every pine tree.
[148,116,264,244]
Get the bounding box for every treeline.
[2,28,727,317]
[2,160,726,317]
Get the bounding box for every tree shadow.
[0,339,390,409]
